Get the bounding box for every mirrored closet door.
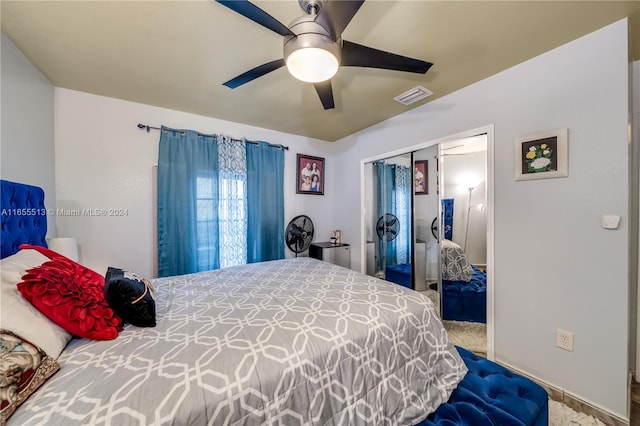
[363,134,488,327]
[364,154,414,288]
[363,130,492,356]
[439,137,487,319]
[412,145,441,308]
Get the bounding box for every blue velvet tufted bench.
[442,266,487,323]
[385,263,412,288]
[418,347,549,426]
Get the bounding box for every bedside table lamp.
[47,237,79,262]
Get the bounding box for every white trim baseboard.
[497,360,629,426]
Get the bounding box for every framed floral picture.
[414,160,428,194]
[515,128,568,181]
[296,154,324,195]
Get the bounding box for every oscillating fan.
[431,216,452,240]
[376,213,399,242]
[285,215,315,256]
[431,217,439,240]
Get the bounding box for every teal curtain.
[394,165,411,264]
[157,128,284,277]
[375,162,411,271]
[376,162,396,271]
[157,127,219,277]
[246,141,285,262]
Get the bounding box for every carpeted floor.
[549,400,605,426]
[442,320,487,355]
[424,294,606,426]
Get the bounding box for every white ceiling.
[2,1,639,142]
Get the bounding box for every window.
[218,175,246,268]
[196,176,216,271]
[157,130,284,277]
[196,174,247,270]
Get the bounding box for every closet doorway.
[436,135,488,356]
[360,125,494,359]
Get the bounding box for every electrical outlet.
[556,329,574,352]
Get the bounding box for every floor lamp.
[463,187,474,252]
[463,187,485,253]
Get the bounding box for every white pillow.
[0,249,72,358]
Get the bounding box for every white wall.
[332,20,630,419]
[1,33,56,234]
[54,89,339,278]
[413,145,439,280]
[442,149,487,264]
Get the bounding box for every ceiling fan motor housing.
[298,0,327,15]
[283,16,342,82]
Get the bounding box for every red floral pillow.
[16,245,123,340]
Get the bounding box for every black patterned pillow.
[104,267,156,327]
[0,330,60,424]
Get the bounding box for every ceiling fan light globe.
[286,47,339,83]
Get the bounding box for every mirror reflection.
[439,137,487,324]
[412,146,439,300]
[364,154,413,287]
[364,135,488,351]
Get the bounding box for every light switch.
[602,215,621,230]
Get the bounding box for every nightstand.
[309,242,350,269]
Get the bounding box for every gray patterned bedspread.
[11,258,466,425]
[441,239,474,282]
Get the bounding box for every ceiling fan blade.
[314,0,364,41]
[216,0,295,37]
[341,40,433,74]
[223,59,285,88]
[314,81,335,110]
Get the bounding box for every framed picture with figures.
[296,154,324,195]
[414,160,428,194]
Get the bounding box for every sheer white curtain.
[217,135,248,268]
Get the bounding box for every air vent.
[393,85,433,105]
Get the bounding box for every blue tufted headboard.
[0,179,48,259]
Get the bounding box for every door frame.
[360,124,495,360]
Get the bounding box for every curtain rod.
[137,123,289,150]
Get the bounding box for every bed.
[1,179,468,425]
[441,240,486,324]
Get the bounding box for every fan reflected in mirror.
[377,214,399,242]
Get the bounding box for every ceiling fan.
[216,0,433,110]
